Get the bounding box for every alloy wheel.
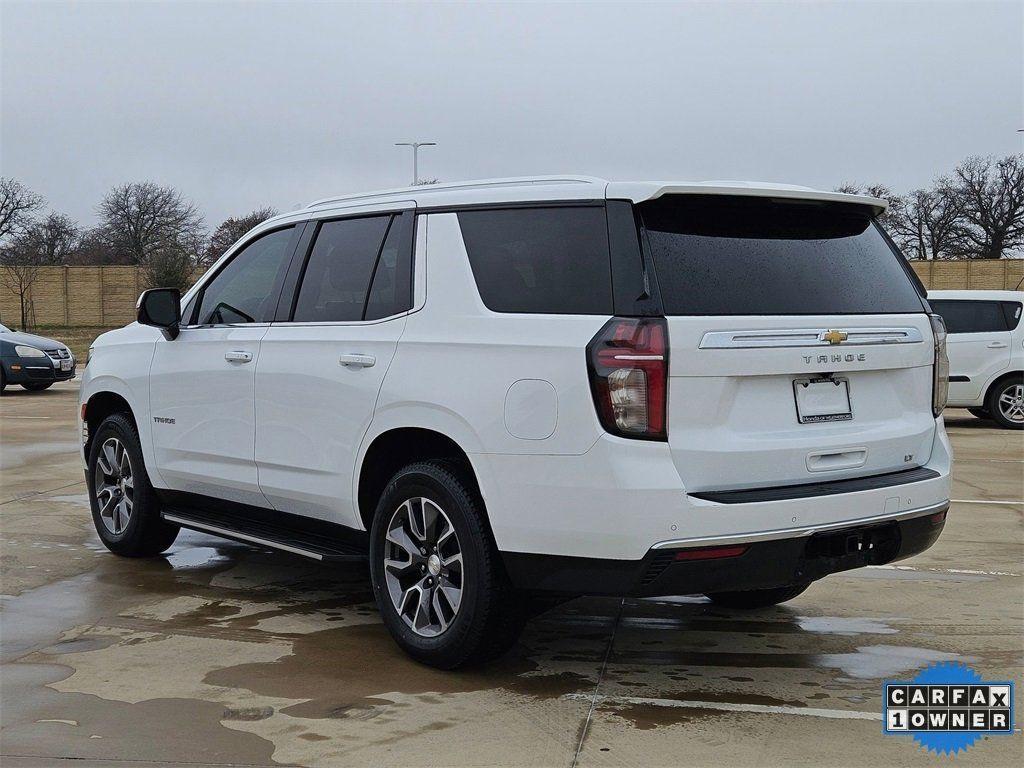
[383,497,464,637]
[94,437,134,535]
[997,384,1024,424]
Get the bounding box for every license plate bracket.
[793,377,852,423]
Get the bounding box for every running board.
[162,507,367,563]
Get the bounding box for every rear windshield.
[639,196,925,316]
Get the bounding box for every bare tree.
[203,206,277,267]
[896,183,964,261]
[13,213,81,265]
[0,260,40,330]
[0,177,45,242]
[950,154,1024,259]
[98,182,205,265]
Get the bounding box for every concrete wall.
[1,266,146,328]
[1,261,1022,330]
[910,260,1024,291]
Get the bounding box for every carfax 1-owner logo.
[884,662,1015,755]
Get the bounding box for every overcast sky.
[2,1,1021,228]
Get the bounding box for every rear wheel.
[87,412,179,557]
[967,407,991,420]
[369,461,525,669]
[986,376,1024,430]
[21,381,52,391]
[705,583,809,609]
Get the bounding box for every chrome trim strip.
[699,327,924,349]
[651,500,949,550]
[162,513,325,561]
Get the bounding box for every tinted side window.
[930,300,1008,334]
[457,207,612,314]
[364,212,414,321]
[640,196,925,316]
[1001,301,1022,330]
[293,216,391,322]
[196,227,296,325]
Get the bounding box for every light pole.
[395,141,436,185]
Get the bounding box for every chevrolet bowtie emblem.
[821,330,849,345]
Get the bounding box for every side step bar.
[161,507,367,563]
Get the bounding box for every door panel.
[149,326,270,506]
[945,331,1011,401]
[255,318,406,523]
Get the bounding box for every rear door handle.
[987,342,1008,348]
[339,354,376,368]
[224,350,254,363]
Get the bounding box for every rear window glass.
[930,300,1010,334]
[1002,301,1022,330]
[639,196,925,316]
[457,207,612,314]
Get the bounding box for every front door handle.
[224,350,254,363]
[987,342,1008,349]
[339,354,376,368]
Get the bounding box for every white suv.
[79,177,952,668]
[927,290,1023,429]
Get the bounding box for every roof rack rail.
[306,175,606,209]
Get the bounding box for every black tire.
[87,412,179,557]
[0,366,6,394]
[967,407,991,420]
[986,375,1024,430]
[369,460,526,669]
[705,583,810,609]
[21,381,52,391]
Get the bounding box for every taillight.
[929,314,949,417]
[587,317,668,440]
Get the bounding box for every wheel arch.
[983,369,1023,402]
[83,389,138,459]
[356,426,484,534]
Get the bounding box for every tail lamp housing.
[587,317,668,440]
[929,314,949,417]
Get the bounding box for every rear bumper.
[503,502,948,597]
[473,418,952,561]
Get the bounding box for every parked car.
[79,177,952,668]
[0,323,76,393]
[927,290,1023,429]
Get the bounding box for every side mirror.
[137,288,181,340]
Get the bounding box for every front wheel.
[87,412,179,557]
[21,381,52,391]
[369,461,525,669]
[705,583,810,609]
[987,376,1024,430]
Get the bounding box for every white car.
[79,177,952,667]
[927,290,1023,429]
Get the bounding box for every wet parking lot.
[1,380,1021,767]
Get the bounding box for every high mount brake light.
[587,317,669,440]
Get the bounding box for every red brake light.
[587,317,668,440]
[673,545,748,561]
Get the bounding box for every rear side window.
[457,207,613,314]
[930,300,1010,334]
[1001,301,1022,330]
[293,216,391,322]
[639,196,925,316]
[364,213,414,321]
